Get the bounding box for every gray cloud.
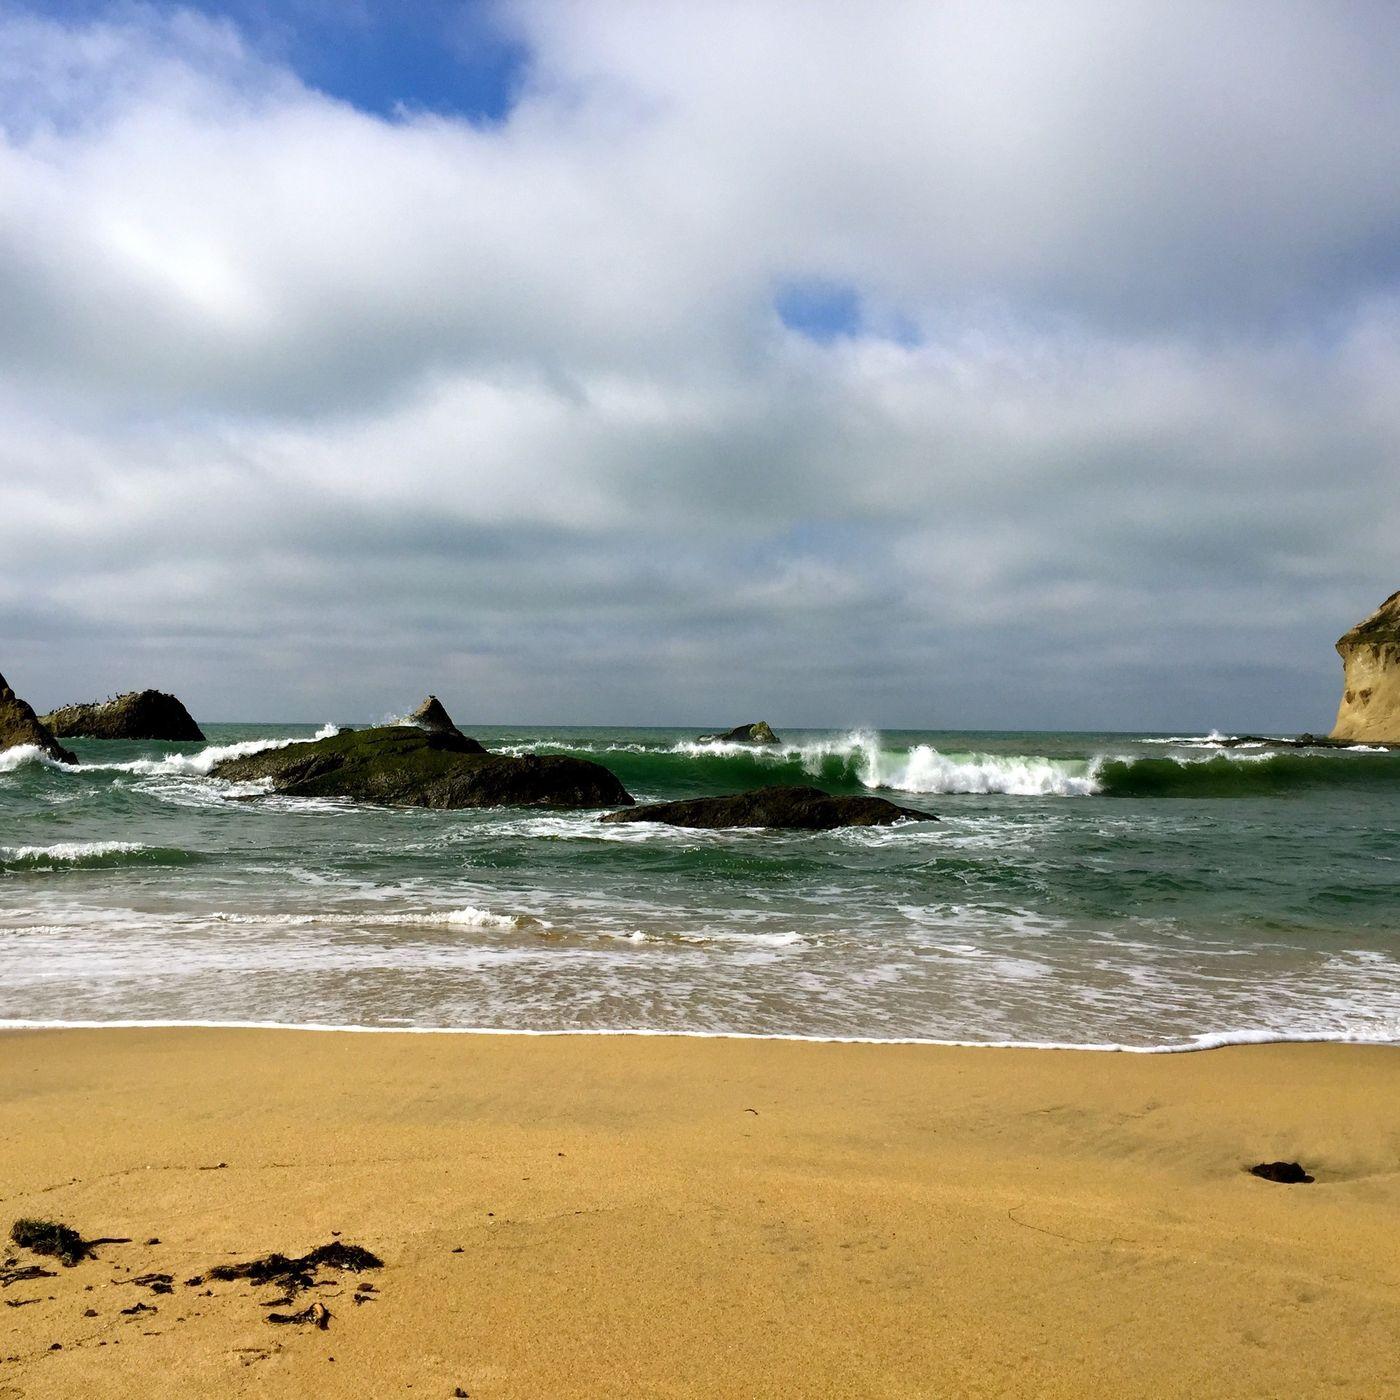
[0,1,1396,729]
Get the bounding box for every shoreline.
[1,1016,1396,1053]
[2,1028,1397,1396]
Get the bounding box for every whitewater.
[1,722,1397,1048]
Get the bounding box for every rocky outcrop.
[696,721,781,745]
[1219,734,1361,749]
[1331,590,1400,743]
[42,690,205,742]
[0,673,77,765]
[407,694,470,743]
[600,784,930,830]
[212,724,632,810]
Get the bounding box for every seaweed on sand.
[193,1241,382,1295]
[267,1301,331,1329]
[9,1219,91,1267]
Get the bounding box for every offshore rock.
[0,672,78,765]
[1331,590,1400,743]
[1219,734,1361,749]
[407,694,472,743]
[42,690,205,742]
[600,784,930,830]
[696,721,781,745]
[212,724,633,810]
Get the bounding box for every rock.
[600,784,930,830]
[696,721,781,745]
[1331,590,1400,743]
[1249,1160,1314,1184]
[0,673,77,765]
[212,724,632,810]
[41,690,204,742]
[407,694,467,740]
[1218,734,1360,749]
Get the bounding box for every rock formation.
[212,724,632,810]
[696,721,781,745]
[1331,590,1400,743]
[42,690,205,742]
[600,784,930,830]
[407,694,466,740]
[0,672,77,765]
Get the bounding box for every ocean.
[2,724,1397,1050]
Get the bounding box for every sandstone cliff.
[1331,590,1400,742]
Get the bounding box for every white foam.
[207,906,541,932]
[0,744,73,773]
[0,1018,1391,1053]
[65,724,341,779]
[866,743,1099,796]
[0,840,148,863]
[668,730,1104,797]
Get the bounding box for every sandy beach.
[0,1031,1395,1397]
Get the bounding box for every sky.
[1,0,1397,729]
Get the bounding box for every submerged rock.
[42,689,205,742]
[407,693,471,742]
[0,673,77,765]
[600,784,930,830]
[1331,590,1400,743]
[696,721,781,745]
[212,724,632,810]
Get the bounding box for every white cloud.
[0,1,1396,728]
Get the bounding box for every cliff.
[1330,590,1400,743]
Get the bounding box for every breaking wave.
[0,726,339,786]
[509,730,1400,799]
[80,724,341,778]
[511,731,1098,797]
[0,744,71,774]
[0,841,199,871]
[1095,750,1400,797]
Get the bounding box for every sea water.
[2,725,1397,1049]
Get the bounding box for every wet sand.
[1,1029,1397,1397]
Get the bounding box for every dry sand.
[1,1029,1397,1398]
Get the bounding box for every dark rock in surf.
[1218,734,1362,750]
[1249,1160,1314,1184]
[696,721,781,745]
[407,693,471,742]
[600,784,930,830]
[0,673,77,765]
[41,690,204,742]
[212,724,632,810]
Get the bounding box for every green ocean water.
[1,724,1398,1048]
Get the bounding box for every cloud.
[0,0,1396,728]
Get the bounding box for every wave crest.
[0,841,198,871]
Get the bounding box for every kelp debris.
[267,1301,331,1330]
[9,1219,91,1267]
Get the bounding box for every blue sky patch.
[774,279,862,342]
[29,0,530,122]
